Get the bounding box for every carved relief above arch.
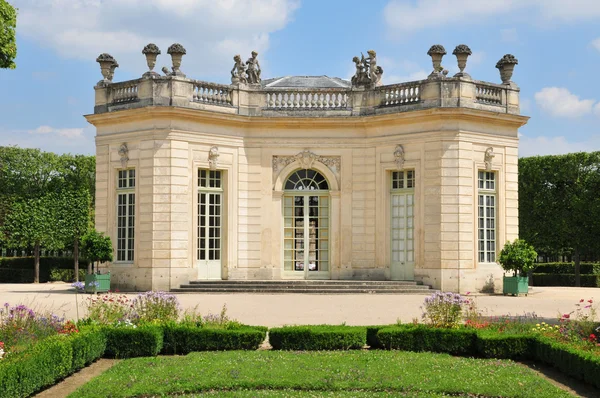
[273,150,340,192]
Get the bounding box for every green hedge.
[475,332,536,359]
[532,273,600,287]
[366,325,391,349]
[70,327,107,371]
[377,325,477,356]
[0,335,73,398]
[534,336,600,389]
[103,326,163,359]
[0,257,89,283]
[269,325,366,350]
[533,262,600,274]
[162,324,267,354]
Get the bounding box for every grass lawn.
[71,351,575,398]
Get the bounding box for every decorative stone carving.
[96,53,116,85]
[208,146,219,170]
[272,151,341,183]
[495,54,518,85]
[452,44,472,78]
[394,145,405,170]
[108,60,119,82]
[246,51,261,85]
[351,50,384,88]
[118,143,129,168]
[427,45,447,80]
[230,55,247,84]
[167,43,187,77]
[142,43,161,78]
[484,147,495,171]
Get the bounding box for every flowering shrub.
[71,281,85,291]
[532,321,560,335]
[131,291,180,324]
[85,293,132,325]
[0,302,65,355]
[59,320,79,335]
[421,292,466,328]
[555,299,599,347]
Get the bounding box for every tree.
[498,239,538,277]
[56,189,92,282]
[1,195,63,282]
[81,230,113,274]
[0,0,16,69]
[519,152,600,286]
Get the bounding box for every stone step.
[187,280,422,286]
[171,287,436,294]
[178,283,431,290]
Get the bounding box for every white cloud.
[520,134,600,157]
[384,0,600,34]
[27,125,84,138]
[592,38,600,52]
[534,87,595,118]
[13,0,300,81]
[0,126,94,155]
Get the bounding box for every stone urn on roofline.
[142,43,161,78]
[452,44,472,79]
[95,53,116,85]
[427,44,447,79]
[167,43,186,77]
[496,54,518,85]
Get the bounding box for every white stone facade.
[88,68,527,293]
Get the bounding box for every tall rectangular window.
[391,170,415,269]
[478,171,496,263]
[117,169,135,262]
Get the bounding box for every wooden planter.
[503,275,529,296]
[84,272,111,294]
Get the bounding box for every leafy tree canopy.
[0,0,17,69]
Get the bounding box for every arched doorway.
[283,169,330,279]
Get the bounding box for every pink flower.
[580,299,585,303]
[588,299,593,303]
[585,305,591,309]
[563,314,570,319]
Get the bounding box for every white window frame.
[197,169,224,262]
[116,169,135,263]
[478,170,496,263]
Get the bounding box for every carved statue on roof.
[231,54,247,84]
[351,49,383,88]
[246,51,261,85]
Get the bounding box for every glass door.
[283,194,329,278]
[198,170,223,279]
[390,171,415,280]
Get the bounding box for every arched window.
[284,169,329,191]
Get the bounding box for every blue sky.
[1,0,600,157]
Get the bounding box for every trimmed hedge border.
[269,325,366,350]
[102,325,163,359]
[162,324,267,354]
[533,262,600,275]
[532,273,600,287]
[0,329,107,398]
[0,257,89,283]
[377,325,478,355]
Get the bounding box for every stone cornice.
[85,105,529,132]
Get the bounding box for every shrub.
[0,257,89,283]
[475,331,535,359]
[498,239,537,277]
[131,291,180,324]
[84,293,133,325]
[269,325,366,350]
[377,325,477,355]
[0,303,65,353]
[533,262,600,275]
[421,291,465,328]
[49,268,86,283]
[103,325,163,359]
[532,273,600,287]
[70,327,107,371]
[162,324,267,354]
[0,335,72,398]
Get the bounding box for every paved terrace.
[0,284,597,326]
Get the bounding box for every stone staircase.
[172,280,435,294]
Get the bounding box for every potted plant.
[498,239,537,296]
[81,229,113,294]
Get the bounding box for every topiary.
[498,239,537,277]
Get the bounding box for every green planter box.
[85,272,111,294]
[503,276,529,296]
